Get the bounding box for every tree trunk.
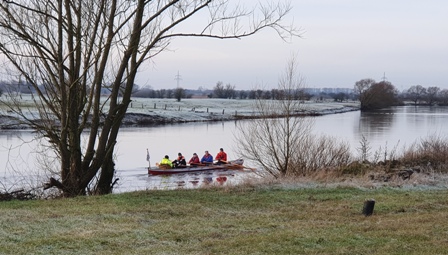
[94,150,116,195]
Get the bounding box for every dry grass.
[280,134,448,188]
[399,135,448,172]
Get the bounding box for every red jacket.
[215,151,227,161]
[189,156,200,164]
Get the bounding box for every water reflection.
[358,109,396,140]
[354,106,448,151]
[114,168,252,193]
[403,106,448,135]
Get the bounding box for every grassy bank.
[1,185,448,255]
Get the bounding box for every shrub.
[288,134,352,176]
[400,135,448,172]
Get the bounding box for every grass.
[1,185,448,254]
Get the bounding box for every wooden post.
[362,199,375,216]
[222,109,225,114]
[207,108,209,113]
[154,103,156,109]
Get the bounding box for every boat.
[148,159,244,175]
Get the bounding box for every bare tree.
[235,56,314,177]
[407,85,427,105]
[353,78,375,108]
[357,135,371,163]
[174,87,185,102]
[438,89,448,106]
[426,86,440,106]
[213,81,225,98]
[0,0,299,196]
[224,83,236,99]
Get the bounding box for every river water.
[1,105,447,193]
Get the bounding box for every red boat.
[148,159,244,175]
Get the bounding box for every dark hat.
[220,148,223,151]
[164,155,169,159]
[193,153,197,155]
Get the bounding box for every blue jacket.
[201,154,213,164]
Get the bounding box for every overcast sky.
[135,0,448,91]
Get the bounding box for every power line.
[381,72,387,82]
[174,71,182,88]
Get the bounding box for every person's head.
[205,150,209,155]
[220,148,224,152]
[178,153,182,156]
[164,155,169,159]
[193,153,197,157]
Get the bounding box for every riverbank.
[0,97,360,128]
[1,185,447,254]
[122,98,360,125]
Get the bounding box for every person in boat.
[215,148,227,165]
[159,155,173,169]
[188,153,200,166]
[201,150,213,165]
[172,152,187,168]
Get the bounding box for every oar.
[190,162,215,167]
[219,160,244,170]
[226,162,255,171]
[243,166,257,171]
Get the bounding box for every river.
[1,105,447,193]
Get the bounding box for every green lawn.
[1,186,447,255]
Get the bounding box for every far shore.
[0,97,360,129]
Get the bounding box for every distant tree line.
[2,80,447,107]
[0,79,351,101]
[132,86,190,99]
[0,81,36,96]
[402,85,448,106]
[353,78,448,110]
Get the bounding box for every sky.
[135,0,448,91]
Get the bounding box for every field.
[1,184,448,255]
[0,95,360,127]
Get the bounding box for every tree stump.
[362,199,375,216]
